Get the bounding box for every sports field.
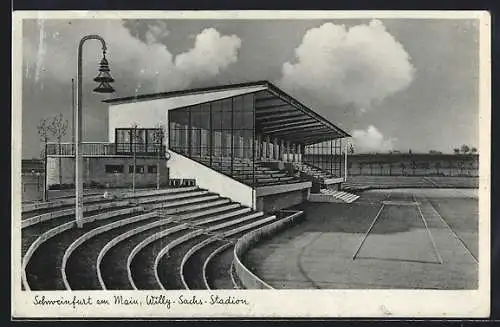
[243,188,478,289]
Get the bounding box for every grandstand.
[21,81,350,290]
[104,80,349,211]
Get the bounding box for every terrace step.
[64,212,164,290]
[21,203,135,259]
[156,198,232,215]
[24,208,145,290]
[21,186,199,215]
[99,221,181,290]
[129,204,260,290]
[146,195,224,211]
[156,212,274,290]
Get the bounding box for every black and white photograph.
[12,11,490,318]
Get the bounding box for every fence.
[46,142,166,157]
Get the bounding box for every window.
[129,165,145,174]
[105,164,124,173]
[115,128,163,155]
[147,165,157,174]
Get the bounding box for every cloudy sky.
[21,17,479,158]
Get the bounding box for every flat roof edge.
[103,80,351,138]
[103,80,270,104]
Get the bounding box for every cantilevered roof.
[104,80,350,144]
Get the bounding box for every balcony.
[46,142,167,158]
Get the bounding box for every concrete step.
[174,203,243,221]
[159,199,232,215]
[147,194,220,208]
[194,207,253,226]
[136,190,209,204]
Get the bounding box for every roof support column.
[187,108,192,157]
[279,139,284,162]
[286,140,291,162]
[209,103,213,167]
[256,134,262,160]
[265,135,271,161]
[273,137,278,161]
[230,97,234,176]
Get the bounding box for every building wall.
[256,189,309,212]
[46,156,169,188]
[168,151,255,209]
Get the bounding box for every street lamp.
[75,35,115,228]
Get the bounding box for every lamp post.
[344,142,348,182]
[75,35,115,228]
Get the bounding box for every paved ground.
[244,188,478,289]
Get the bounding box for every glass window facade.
[169,94,255,176]
[303,139,343,178]
[115,128,164,155]
[168,92,344,185]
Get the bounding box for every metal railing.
[46,142,166,157]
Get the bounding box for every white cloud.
[23,20,242,93]
[175,28,242,82]
[351,125,395,153]
[279,20,415,110]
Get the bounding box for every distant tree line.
[452,144,478,154]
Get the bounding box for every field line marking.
[413,194,443,264]
[352,204,385,260]
[424,197,478,264]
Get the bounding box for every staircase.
[319,189,360,203]
[294,162,339,185]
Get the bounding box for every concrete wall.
[233,210,304,289]
[46,156,169,188]
[256,188,309,212]
[168,151,255,209]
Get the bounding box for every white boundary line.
[413,194,444,265]
[423,196,479,264]
[352,204,385,260]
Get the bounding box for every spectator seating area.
[21,186,299,291]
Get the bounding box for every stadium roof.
[104,81,350,144]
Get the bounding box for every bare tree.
[453,147,460,154]
[151,124,166,190]
[460,144,470,154]
[49,113,69,185]
[471,147,478,154]
[37,118,52,201]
